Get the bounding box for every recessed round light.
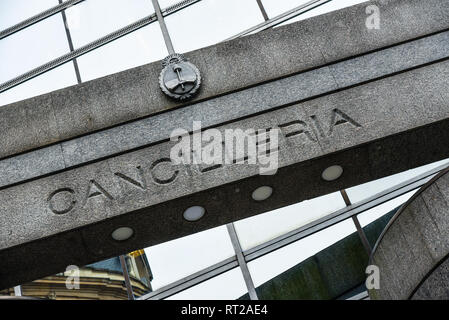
[183,206,206,221]
[111,227,134,241]
[322,165,343,181]
[252,186,273,201]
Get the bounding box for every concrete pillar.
[369,168,449,299]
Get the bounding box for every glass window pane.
[346,158,449,204]
[157,0,180,7]
[357,189,418,228]
[0,0,58,30]
[163,0,264,53]
[296,0,369,20]
[234,191,346,251]
[261,0,317,18]
[75,23,167,81]
[0,64,77,107]
[144,225,235,290]
[273,0,369,27]
[248,219,357,288]
[64,0,154,48]
[0,14,71,82]
[165,268,247,300]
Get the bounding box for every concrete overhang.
[1,0,449,288]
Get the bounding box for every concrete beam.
[1,30,449,189]
[0,0,448,159]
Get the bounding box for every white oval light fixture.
[321,165,343,181]
[183,206,206,222]
[111,227,134,241]
[252,186,273,201]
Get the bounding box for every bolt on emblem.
[159,53,201,101]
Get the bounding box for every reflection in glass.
[247,219,357,288]
[64,0,154,48]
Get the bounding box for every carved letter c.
[48,188,77,215]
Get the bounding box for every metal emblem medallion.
[159,53,201,101]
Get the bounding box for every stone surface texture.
[0,0,448,159]
[369,169,449,300]
[411,255,449,300]
[2,29,449,188]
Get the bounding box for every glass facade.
[144,225,235,290]
[234,191,346,251]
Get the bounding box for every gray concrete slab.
[369,169,449,299]
[411,255,449,300]
[2,30,449,188]
[0,0,448,160]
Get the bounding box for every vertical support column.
[58,0,82,84]
[340,189,372,256]
[227,223,259,300]
[256,0,269,21]
[151,0,175,55]
[119,255,135,300]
